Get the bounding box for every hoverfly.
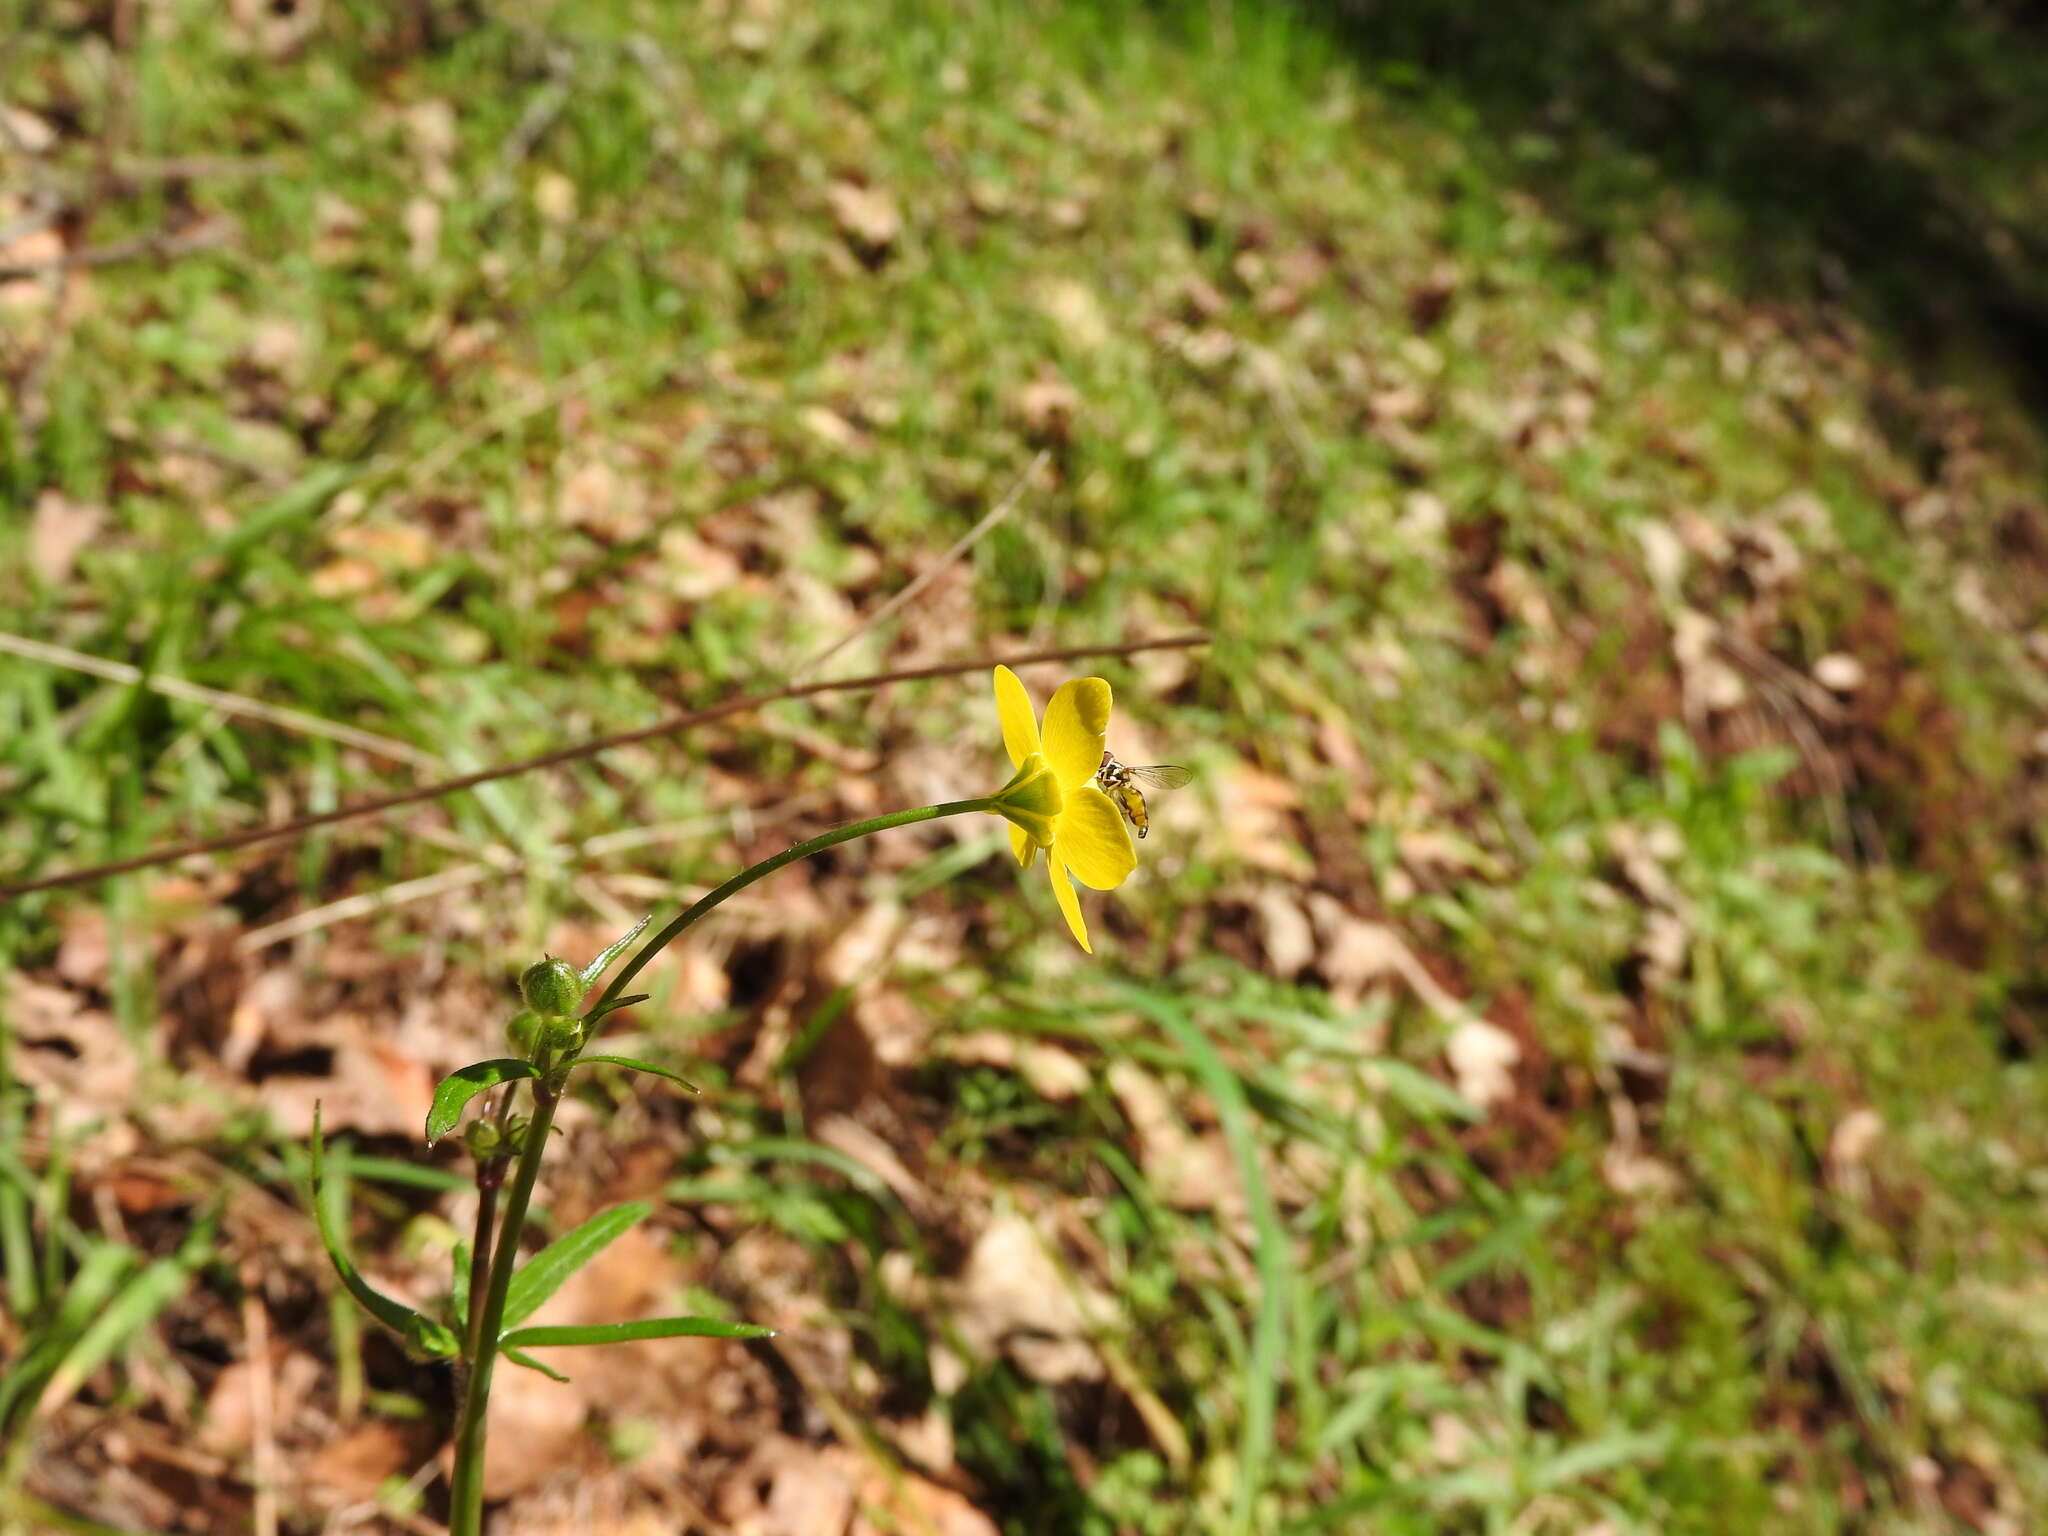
[1095,751,1193,839]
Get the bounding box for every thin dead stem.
[1,633,1206,900]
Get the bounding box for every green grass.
[3,0,2046,1531]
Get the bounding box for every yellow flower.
[986,665,1137,952]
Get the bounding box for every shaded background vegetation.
[1,1,2044,1532]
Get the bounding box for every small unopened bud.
[506,1010,543,1057]
[404,1313,461,1359]
[464,1119,504,1158]
[539,1013,585,1056]
[519,956,581,1016]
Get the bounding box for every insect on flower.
[1094,752,1193,839]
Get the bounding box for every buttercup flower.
[986,665,1137,952]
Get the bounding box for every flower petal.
[1046,847,1090,952]
[1009,823,1039,869]
[992,666,1040,770]
[1057,785,1138,889]
[1042,677,1111,787]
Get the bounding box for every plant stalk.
[447,1084,558,1536]
[461,1174,499,1366]
[588,798,994,1022]
[443,798,991,1531]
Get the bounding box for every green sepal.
[425,1059,539,1145]
[502,1201,651,1333]
[570,1054,699,1094]
[504,1345,571,1383]
[309,1106,442,1343]
[578,916,651,989]
[501,1316,776,1349]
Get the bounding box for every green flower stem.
[448,1082,559,1536]
[444,798,991,1533]
[587,798,996,1024]
[461,1165,500,1366]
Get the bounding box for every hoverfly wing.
[1128,764,1194,790]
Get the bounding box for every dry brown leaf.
[1814,652,1865,692]
[30,491,106,585]
[533,171,577,226]
[948,1214,1112,1384]
[403,195,442,272]
[0,226,63,314]
[942,1032,1093,1101]
[55,907,114,986]
[308,1419,439,1503]
[197,1350,321,1456]
[1035,277,1111,350]
[1215,763,1309,876]
[1013,373,1080,441]
[264,1040,435,1138]
[1445,1019,1520,1111]
[477,1356,590,1500]
[1251,886,1316,978]
[765,1448,858,1536]
[799,404,866,452]
[1672,608,1746,716]
[827,181,901,254]
[812,1116,933,1221]
[7,975,142,1130]
[1107,1060,1241,1218]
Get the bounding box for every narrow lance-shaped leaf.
[425,1059,539,1145]
[582,994,650,1027]
[578,915,651,989]
[502,1201,652,1333]
[310,1106,455,1351]
[504,1346,571,1383]
[570,1055,699,1094]
[502,1316,777,1349]
[451,1240,472,1332]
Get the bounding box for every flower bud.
[539,1013,585,1057]
[404,1312,461,1359]
[506,1010,543,1057]
[519,956,581,1016]
[464,1119,504,1159]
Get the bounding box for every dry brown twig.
[1,633,1208,901]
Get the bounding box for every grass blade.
[308,1107,447,1346]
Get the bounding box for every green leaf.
[578,915,651,989]
[309,1106,439,1342]
[501,1316,775,1349]
[504,1345,571,1383]
[582,994,650,1026]
[424,1059,538,1145]
[502,1201,652,1333]
[570,1055,698,1094]
[451,1241,472,1332]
